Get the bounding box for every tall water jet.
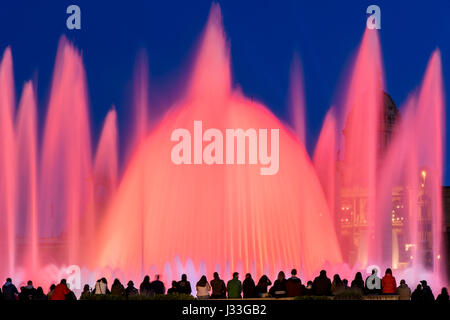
[413,50,445,285]
[129,50,150,158]
[288,54,306,144]
[313,108,337,224]
[0,47,17,277]
[16,81,39,275]
[40,37,93,265]
[340,29,384,266]
[94,108,119,211]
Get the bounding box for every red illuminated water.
[0,4,446,291]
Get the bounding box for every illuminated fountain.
[0,4,446,291]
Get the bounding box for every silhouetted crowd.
[1,268,449,301]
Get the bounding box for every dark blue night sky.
[0,0,449,183]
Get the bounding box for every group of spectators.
[1,268,449,301]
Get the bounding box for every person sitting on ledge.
[140,275,152,297]
[269,271,287,298]
[19,280,36,300]
[177,274,192,295]
[227,272,242,299]
[80,284,91,299]
[286,269,302,297]
[304,281,314,295]
[351,272,364,294]
[331,274,345,295]
[151,274,165,295]
[420,280,434,301]
[50,279,71,300]
[343,279,349,290]
[313,270,331,296]
[34,287,47,301]
[436,287,449,303]
[243,273,256,298]
[210,272,226,299]
[196,275,211,299]
[411,284,423,301]
[47,284,56,300]
[167,281,178,295]
[94,277,110,295]
[397,279,411,300]
[255,275,272,298]
[381,268,397,294]
[111,278,126,297]
[2,278,18,301]
[125,280,138,298]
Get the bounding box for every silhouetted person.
[351,272,365,293]
[47,284,56,300]
[397,279,411,300]
[313,270,331,296]
[65,284,77,301]
[2,278,18,300]
[242,273,256,298]
[420,280,434,301]
[19,280,36,300]
[210,272,226,299]
[34,287,47,300]
[269,271,287,298]
[304,281,314,295]
[196,275,211,299]
[365,269,381,294]
[151,274,165,295]
[94,277,110,294]
[140,275,152,296]
[436,288,449,303]
[255,275,272,297]
[126,280,138,298]
[80,284,91,299]
[343,279,349,290]
[227,272,242,299]
[167,281,178,294]
[177,274,192,295]
[286,269,302,297]
[381,268,397,294]
[411,284,423,301]
[111,279,125,296]
[331,274,345,295]
[50,279,71,300]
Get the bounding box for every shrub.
[80,293,195,301]
[293,295,333,301]
[333,289,363,300]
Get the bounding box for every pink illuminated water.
[0,4,446,291]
